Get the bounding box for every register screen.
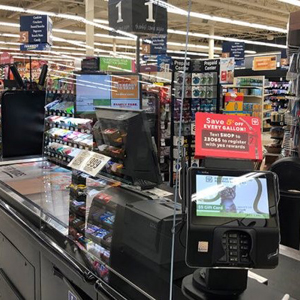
[195,174,269,219]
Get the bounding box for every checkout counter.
[0,159,299,300]
[0,101,299,299]
[0,158,189,300]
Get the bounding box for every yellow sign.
[253,56,277,71]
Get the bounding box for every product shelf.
[46,109,75,118]
[45,136,93,151]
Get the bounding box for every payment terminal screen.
[195,174,269,219]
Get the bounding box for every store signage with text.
[195,113,262,161]
[81,57,99,72]
[108,0,167,35]
[68,150,111,177]
[20,15,53,51]
[100,57,135,72]
[222,42,245,67]
[142,35,167,55]
[157,55,172,71]
[220,58,235,84]
[173,59,191,72]
[189,59,220,73]
[0,52,13,65]
[111,75,140,109]
[253,56,277,71]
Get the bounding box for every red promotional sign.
[195,113,262,161]
[0,52,13,65]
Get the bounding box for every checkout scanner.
[183,167,280,299]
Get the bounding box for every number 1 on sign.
[116,1,155,24]
[145,1,155,22]
[116,1,123,23]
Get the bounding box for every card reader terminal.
[186,168,280,269]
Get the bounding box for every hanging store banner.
[20,15,53,51]
[222,42,245,67]
[253,56,277,71]
[142,35,167,55]
[195,112,262,161]
[108,0,167,35]
[100,57,135,72]
[220,58,235,84]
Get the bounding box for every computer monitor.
[186,167,280,269]
[94,107,162,187]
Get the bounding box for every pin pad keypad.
[219,231,251,265]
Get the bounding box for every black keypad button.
[221,232,251,265]
[229,233,238,238]
[240,245,249,251]
[240,240,249,245]
[229,245,238,250]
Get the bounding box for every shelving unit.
[223,76,266,130]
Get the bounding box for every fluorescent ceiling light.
[0,3,287,43]
[278,0,300,6]
[168,29,287,49]
[13,55,74,62]
[245,51,281,57]
[94,18,109,24]
[0,4,137,40]
[95,33,133,41]
[0,20,261,52]
[0,21,19,27]
[0,33,19,38]
[151,0,287,33]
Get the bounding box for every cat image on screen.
[220,186,237,213]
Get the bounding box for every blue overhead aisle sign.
[20,15,53,51]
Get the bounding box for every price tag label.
[191,122,196,136]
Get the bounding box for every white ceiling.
[0,0,298,60]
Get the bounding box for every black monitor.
[94,107,162,187]
[186,167,280,269]
[1,90,45,158]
